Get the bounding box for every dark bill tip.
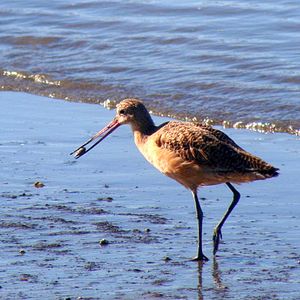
[70,118,120,159]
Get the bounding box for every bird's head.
[115,99,151,127]
[70,98,154,159]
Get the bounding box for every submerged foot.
[191,253,209,262]
[213,227,222,255]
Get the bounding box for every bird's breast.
[134,133,211,190]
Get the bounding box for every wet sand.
[0,92,299,300]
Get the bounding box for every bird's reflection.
[197,257,228,300]
[197,261,204,300]
[212,257,228,291]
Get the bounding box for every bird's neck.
[132,122,156,136]
[130,111,156,134]
[131,117,156,145]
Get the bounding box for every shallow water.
[0,1,300,135]
[0,92,299,299]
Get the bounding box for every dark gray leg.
[213,182,240,255]
[192,191,209,261]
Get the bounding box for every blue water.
[0,0,300,135]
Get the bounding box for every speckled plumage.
[117,99,278,191]
[73,98,279,260]
[154,121,277,179]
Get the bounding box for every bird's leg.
[192,191,209,261]
[213,182,240,255]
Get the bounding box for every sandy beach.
[0,91,299,299]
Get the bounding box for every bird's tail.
[237,149,280,180]
[257,166,279,178]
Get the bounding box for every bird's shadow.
[197,257,229,300]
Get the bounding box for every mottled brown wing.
[156,121,273,173]
[194,122,244,150]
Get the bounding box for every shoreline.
[0,91,299,299]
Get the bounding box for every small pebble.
[133,268,142,272]
[97,197,113,202]
[19,249,26,255]
[34,181,45,188]
[99,239,109,246]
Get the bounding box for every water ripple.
[0,0,299,135]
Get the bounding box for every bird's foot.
[213,227,222,255]
[191,253,209,262]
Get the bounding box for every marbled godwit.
[71,99,279,261]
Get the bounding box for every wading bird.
[71,99,279,261]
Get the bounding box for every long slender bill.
[70,118,120,159]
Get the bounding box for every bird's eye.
[119,109,125,115]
